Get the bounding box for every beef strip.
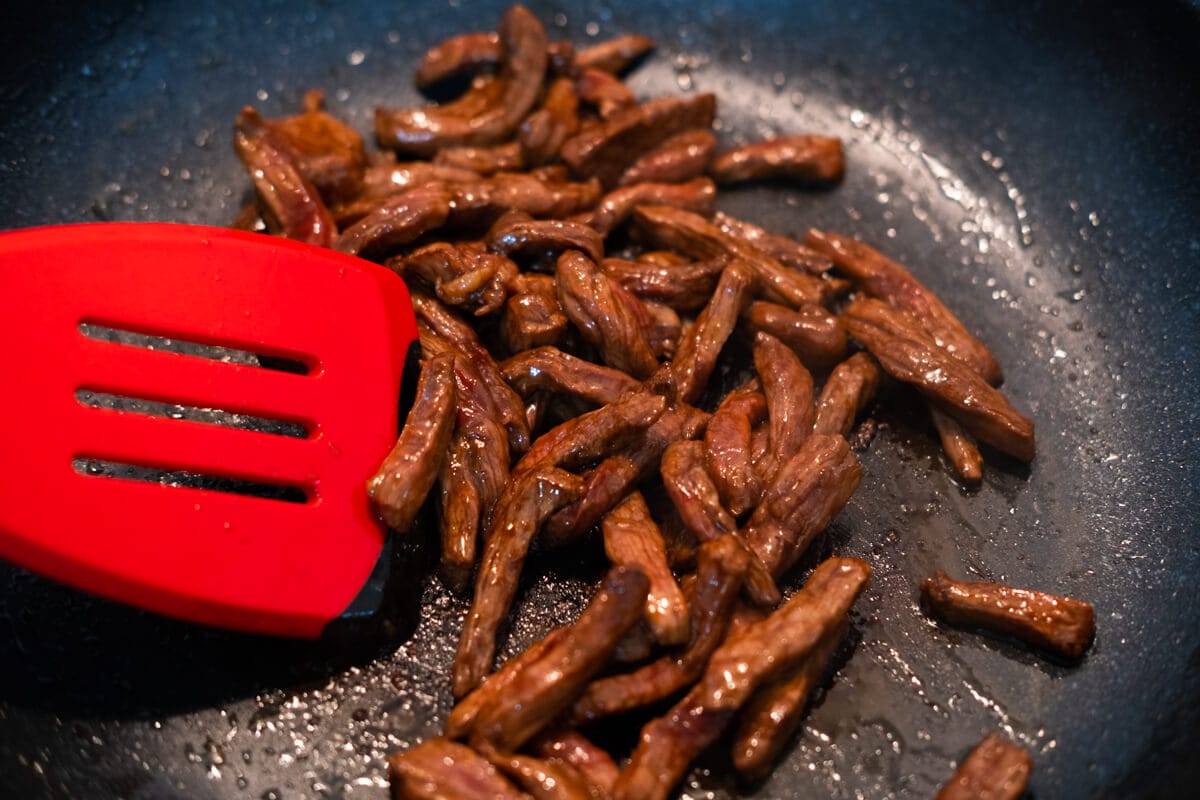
[739,300,848,369]
[366,354,456,532]
[571,535,748,723]
[262,89,366,204]
[843,298,1034,461]
[754,331,816,482]
[469,566,650,751]
[743,434,862,578]
[600,256,725,312]
[920,570,1096,660]
[488,753,596,800]
[701,556,871,710]
[501,275,569,352]
[704,379,767,516]
[930,406,984,484]
[631,205,833,309]
[573,67,638,119]
[709,135,844,185]
[453,172,604,220]
[934,734,1033,800]
[388,737,526,800]
[575,34,655,74]
[435,141,525,174]
[601,492,689,645]
[334,185,452,259]
[519,77,580,166]
[570,177,716,236]
[501,346,641,406]
[555,250,661,378]
[813,352,881,437]
[529,730,619,798]
[438,434,484,594]
[488,214,605,263]
[806,228,1004,385]
[618,129,717,186]
[661,439,737,543]
[399,241,517,316]
[414,31,501,89]
[376,5,548,155]
[731,619,846,780]
[233,107,336,246]
[670,260,756,403]
[560,94,717,187]
[453,467,585,697]
[413,292,532,454]
[712,211,834,274]
[516,391,666,477]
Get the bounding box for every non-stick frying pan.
[2,1,1197,797]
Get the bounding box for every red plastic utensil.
[0,223,419,637]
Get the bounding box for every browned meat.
[555,250,660,378]
[262,89,366,204]
[530,730,619,798]
[813,352,881,437]
[501,276,569,352]
[453,467,586,697]
[519,78,580,166]
[843,299,1034,461]
[732,619,846,780]
[388,737,525,799]
[930,406,984,484]
[399,241,517,316]
[376,6,548,155]
[754,331,816,481]
[560,94,717,187]
[610,618,656,663]
[543,403,709,544]
[631,205,832,309]
[414,31,501,89]
[230,202,264,232]
[502,346,641,405]
[516,391,666,477]
[571,535,748,722]
[575,34,655,74]
[334,185,452,258]
[806,229,1004,385]
[743,434,862,577]
[574,67,637,119]
[335,161,479,225]
[921,570,1096,660]
[601,256,724,312]
[488,214,605,263]
[710,135,844,185]
[413,292,532,453]
[447,627,568,740]
[713,211,834,275]
[640,299,682,359]
[489,753,595,800]
[934,734,1033,800]
[571,177,716,236]
[434,352,514,592]
[618,129,717,186]
[701,557,870,710]
[434,141,525,175]
[661,439,736,543]
[233,107,336,246]
[637,249,689,266]
[449,172,604,221]
[602,493,689,645]
[704,379,767,516]
[366,354,456,532]
[740,300,848,369]
[469,566,650,751]
[671,260,756,403]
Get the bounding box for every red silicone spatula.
[0,223,419,638]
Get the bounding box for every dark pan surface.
[2,1,1198,797]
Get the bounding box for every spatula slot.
[72,457,309,504]
[78,322,313,375]
[75,390,309,439]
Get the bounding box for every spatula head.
[0,223,418,637]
